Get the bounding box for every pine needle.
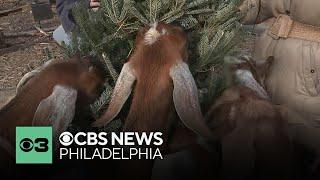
[68,0,244,116]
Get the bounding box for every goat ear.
[33,85,77,138]
[255,56,274,70]
[265,56,274,70]
[170,61,216,141]
[92,63,136,127]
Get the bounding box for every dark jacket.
[56,0,90,32]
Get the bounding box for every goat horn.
[170,61,216,141]
[92,62,136,127]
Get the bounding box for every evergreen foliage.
[67,0,244,116]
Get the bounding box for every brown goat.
[206,56,292,179]
[93,22,214,144]
[0,55,105,164]
[150,56,294,180]
[92,23,215,179]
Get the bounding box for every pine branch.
[90,83,113,115]
[67,0,245,116]
[102,53,119,82]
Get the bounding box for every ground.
[0,0,64,108]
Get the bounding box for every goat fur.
[0,55,105,152]
[93,23,214,147]
[206,56,292,179]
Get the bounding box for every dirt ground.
[0,0,64,108]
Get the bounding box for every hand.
[90,0,100,11]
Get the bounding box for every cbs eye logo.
[16,127,52,164]
[19,138,49,152]
[59,132,74,146]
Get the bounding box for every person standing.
[239,0,320,174]
[56,0,100,32]
[54,0,100,45]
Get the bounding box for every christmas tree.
[66,0,244,118]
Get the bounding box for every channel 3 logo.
[16,127,52,164]
[19,138,49,152]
